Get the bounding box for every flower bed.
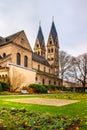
[0,108,81,130]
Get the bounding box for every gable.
[13,31,32,51]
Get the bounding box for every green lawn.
[0,93,87,129]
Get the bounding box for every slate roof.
[37,26,44,46]
[0,30,24,45]
[32,52,50,67]
[50,21,57,43]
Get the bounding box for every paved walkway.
[7,98,79,106]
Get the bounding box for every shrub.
[0,82,10,91]
[0,83,2,91]
[29,84,72,94]
[29,84,47,93]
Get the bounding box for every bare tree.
[59,51,72,86]
[10,68,25,92]
[68,53,87,91]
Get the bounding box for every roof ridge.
[5,30,24,40]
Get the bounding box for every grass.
[0,93,87,129]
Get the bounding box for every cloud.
[0,0,87,56]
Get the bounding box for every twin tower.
[34,21,59,75]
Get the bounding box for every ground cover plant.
[0,93,87,129]
[0,107,81,130]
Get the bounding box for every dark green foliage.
[29,84,72,93]
[0,83,2,91]
[0,81,10,91]
[29,84,47,93]
[0,108,81,130]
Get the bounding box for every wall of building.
[36,73,60,86]
[0,44,12,58]
[32,60,52,74]
[7,63,36,92]
[10,44,32,68]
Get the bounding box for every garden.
[0,93,87,129]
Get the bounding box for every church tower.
[34,25,46,58]
[47,21,59,75]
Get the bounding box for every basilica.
[0,21,61,91]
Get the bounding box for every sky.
[0,0,87,56]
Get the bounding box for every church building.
[0,21,61,92]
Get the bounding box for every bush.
[29,84,72,94]
[29,84,47,93]
[0,82,10,91]
[0,83,2,91]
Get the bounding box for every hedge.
[29,84,72,93]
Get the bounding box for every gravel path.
[7,98,79,106]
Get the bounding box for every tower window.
[50,41,52,45]
[24,55,28,67]
[51,58,54,61]
[48,58,50,61]
[48,49,50,53]
[17,53,21,65]
[55,48,56,52]
[51,48,53,53]
[37,44,39,48]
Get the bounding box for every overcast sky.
[0,0,87,56]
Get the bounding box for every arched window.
[50,41,52,45]
[49,80,51,85]
[24,56,28,67]
[48,49,50,53]
[51,58,54,61]
[17,53,21,65]
[3,53,6,57]
[37,44,39,48]
[35,77,37,81]
[51,48,53,53]
[49,69,50,73]
[54,81,56,85]
[42,79,45,85]
[38,65,40,70]
[44,67,46,72]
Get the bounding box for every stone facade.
[0,21,61,92]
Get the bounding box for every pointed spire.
[50,20,57,43]
[37,23,44,46]
[52,16,54,22]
